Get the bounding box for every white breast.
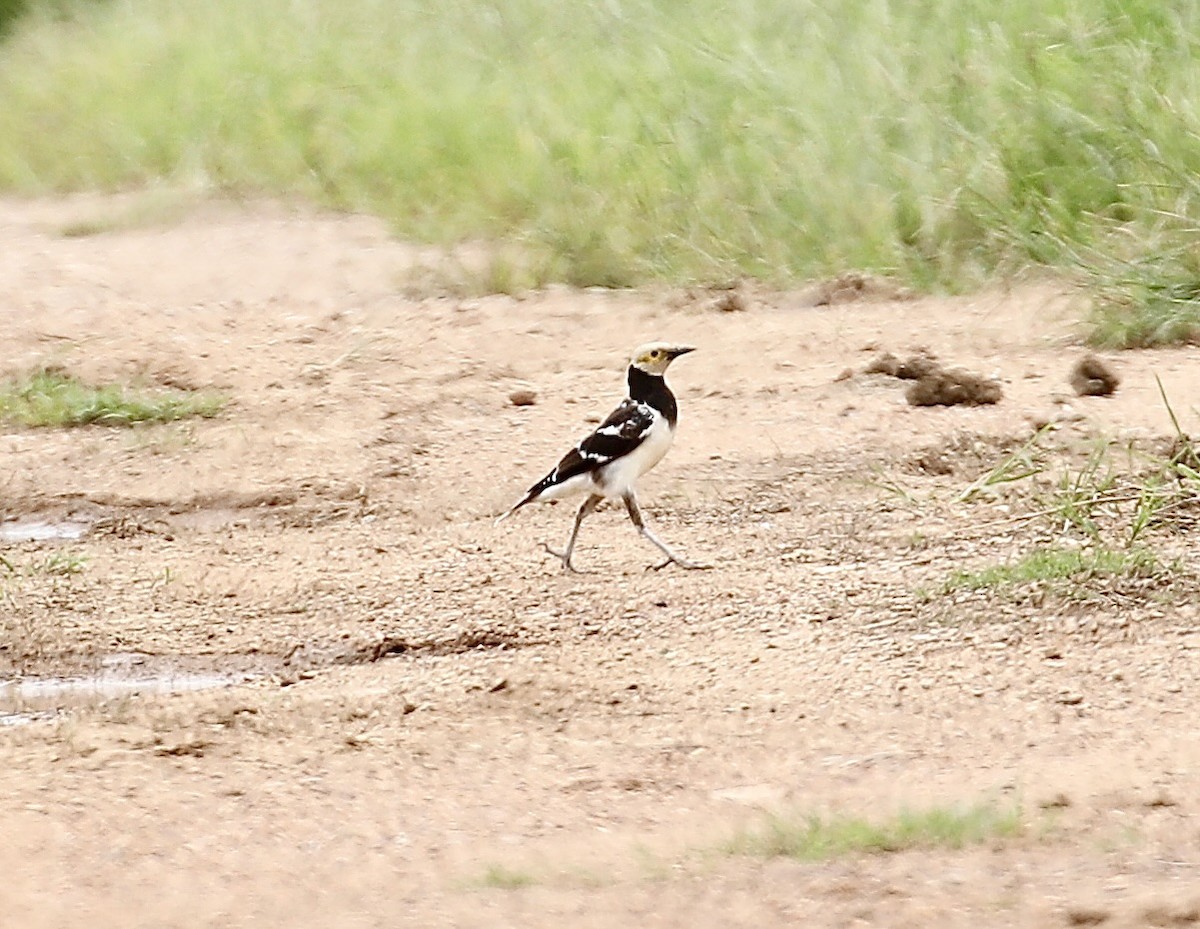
[595,413,674,497]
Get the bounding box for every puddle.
[0,520,90,542]
[3,673,237,701]
[0,668,242,726]
[0,710,57,727]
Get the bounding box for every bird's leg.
[542,494,602,573]
[622,492,710,571]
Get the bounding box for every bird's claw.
[541,542,585,573]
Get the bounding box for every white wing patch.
[511,399,675,506]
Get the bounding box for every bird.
[496,342,708,573]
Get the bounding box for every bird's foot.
[541,542,586,574]
[647,555,712,572]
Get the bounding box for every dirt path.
[1,194,1198,928]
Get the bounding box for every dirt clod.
[1142,904,1200,926]
[713,290,748,313]
[864,351,901,376]
[911,448,955,475]
[797,272,913,307]
[1066,907,1111,926]
[508,388,538,406]
[906,369,1003,407]
[1166,435,1200,472]
[154,737,211,757]
[1070,355,1120,397]
[864,350,940,380]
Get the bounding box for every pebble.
[508,388,537,407]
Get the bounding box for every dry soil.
[1,194,1198,929]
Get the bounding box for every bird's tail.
[496,470,559,525]
[494,491,535,526]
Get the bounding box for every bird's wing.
[551,400,656,482]
[496,400,657,521]
[544,400,656,486]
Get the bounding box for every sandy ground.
[1,193,1198,928]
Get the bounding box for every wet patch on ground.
[0,519,91,543]
[0,653,251,726]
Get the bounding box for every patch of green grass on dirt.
[473,864,538,890]
[942,544,1162,595]
[724,803,1023,861]
[935,404,1199,602]
[0,551,88,578]
[0,368,225,427]
[1,549,87,667]
[3,0,1200,306]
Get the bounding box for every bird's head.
[630,342,695,376]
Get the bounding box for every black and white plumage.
[497,342,707,572]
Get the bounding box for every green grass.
[936,410,1198,601]
[0,368,225,427]
[1,0,1200,307]
[0,550,87,577]
[1086,259,1200,348]
[725,803,1023,861]
[476,864,537,890]
[943,544,1162,594]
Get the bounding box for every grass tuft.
[725,803,1022,861]
[943,544,1162,594]
[477,864,537,890]
[1,550,87,577]
[1083,250,1200,348]
[0,368,225,427]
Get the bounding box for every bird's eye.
[652,350,662,358]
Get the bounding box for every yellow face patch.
[630,343,694,375]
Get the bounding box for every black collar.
[627,365,678,427]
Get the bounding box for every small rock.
[1070,355,1119,397]
[508,388,538,407]
[488,677,509,693]
[833,367,855,382]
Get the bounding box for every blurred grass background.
[1,0,1199,343]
